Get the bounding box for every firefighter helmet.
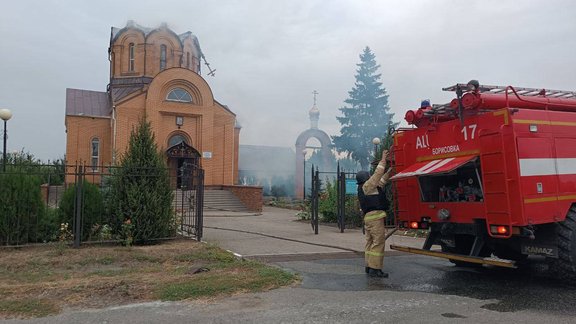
[356,171,370,184]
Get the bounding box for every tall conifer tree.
[333,47,396,170]
[108,118,174,242]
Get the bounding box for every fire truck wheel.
[551,206,576,279]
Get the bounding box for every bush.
[318,181,338,222]
[317,179,363,227]
[344,195,363,228]
[36,208,61,242]
[0,172,46,245]
[59,181,105,241]
[0,152,70,244]
[296,201,311,220]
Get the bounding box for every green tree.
[337,157,360,173]
[107,118,174,243]
[4,150,66,185]
[333,47,396,170]
[45,157,66,185]
[307,148,336,172]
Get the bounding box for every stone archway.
[295,129,332,199]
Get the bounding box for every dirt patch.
[0,240,298,319]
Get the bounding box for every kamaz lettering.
[522,246,557,257]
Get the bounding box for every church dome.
[309,104,319,129]
[309,104,319,117]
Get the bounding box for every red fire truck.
[389,81,576,278]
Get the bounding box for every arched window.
[160,45,167,70]
[168,134,188,147]
[128,43,135,71]
[91,138,100,171]
[166,88,193,103]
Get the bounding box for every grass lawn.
[0,240,299,319]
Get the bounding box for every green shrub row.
[0,119,177,245]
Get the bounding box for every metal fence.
[0,162,204,247]
[309,164,364,234]
[308,163,395,234]
[336,166,361,233]
[310,166,320,234]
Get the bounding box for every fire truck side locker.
[479,113,513,238]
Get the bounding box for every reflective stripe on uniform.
[364,211,386,221]
[365,251,384,257]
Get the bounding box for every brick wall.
[111,26,200,79]
[222,185,263,212]
[65,117,112,164]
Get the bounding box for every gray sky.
[1,0,575,161]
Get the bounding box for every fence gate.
[176,161,204,241]
[336,165,359,233]
[336,164,396,230]
[309,164,360,234]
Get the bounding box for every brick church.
[65,21,240,186]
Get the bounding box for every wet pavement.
[276,254,576,316]
[201,206,576,321]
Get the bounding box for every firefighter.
[356,150,392,278]
[467,79,480,92]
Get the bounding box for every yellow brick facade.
[65,117,112,166]
[65,22,240,186]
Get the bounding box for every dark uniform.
[357,158,391,278]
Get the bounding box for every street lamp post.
[372,137,381,162]
[0,109,12,172]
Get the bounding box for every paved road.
[7,254,574,324]
[4,207,576,323]
[202,206,427,257]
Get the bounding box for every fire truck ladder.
[428,103,455,115]
[443,83,576,99]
